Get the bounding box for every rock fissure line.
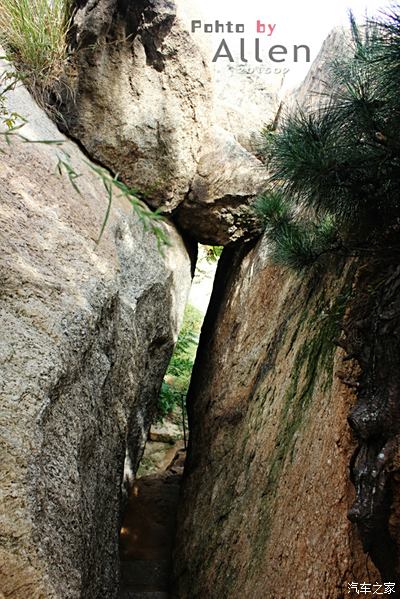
[343,258,400,587]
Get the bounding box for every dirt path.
[119,450,185,598]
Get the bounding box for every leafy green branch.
[0,75,170,251]
[254,192,340,271]
[57,156,170,250]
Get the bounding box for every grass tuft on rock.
[0,0,72,88]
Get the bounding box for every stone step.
[120,559,170,592]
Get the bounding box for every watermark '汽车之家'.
[347,582,396,594]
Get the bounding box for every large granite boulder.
[56,0,268,246]
[173,239,376,599]
[63,0,211,213]
[0,67,192,599]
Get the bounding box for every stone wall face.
[173,239,378,599]
[57,0,268,246]
[0,75,192,599]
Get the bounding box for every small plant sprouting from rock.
[255,6,400,271]
[0,71,64,147]
[0,71,19,130]
[204,245,223,263]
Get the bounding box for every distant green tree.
[256,6,400,270]
[157,304,203,420]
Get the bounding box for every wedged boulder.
[173,239,378,598]
[56,0,268,246]
[0,71,192,599]
[174,127,268,246]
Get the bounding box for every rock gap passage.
[3,2,400,598]
[118,246,220,599]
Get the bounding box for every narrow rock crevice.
[183,242,257,470]
[116,243,220,599]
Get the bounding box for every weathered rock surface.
[287,27,350,113]
[64,0,212,212]
[0,70,192,599]
[57,0,267,246]
[343,258,400,587]
[137,416,185,477]
[212,64,283,152]
[173,239,379,598]
[172,27,394,597]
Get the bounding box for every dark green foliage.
[255,192,338,270]
[157,304,203,420]
[372,6,400,105]
[257,6,400,270]
[204,245,223,263]
[254,192,290,227]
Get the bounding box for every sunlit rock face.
[212,63,283,152]
[177,0,284,152]
[286,27,350,112]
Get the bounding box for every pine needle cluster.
[257,5,400,270]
